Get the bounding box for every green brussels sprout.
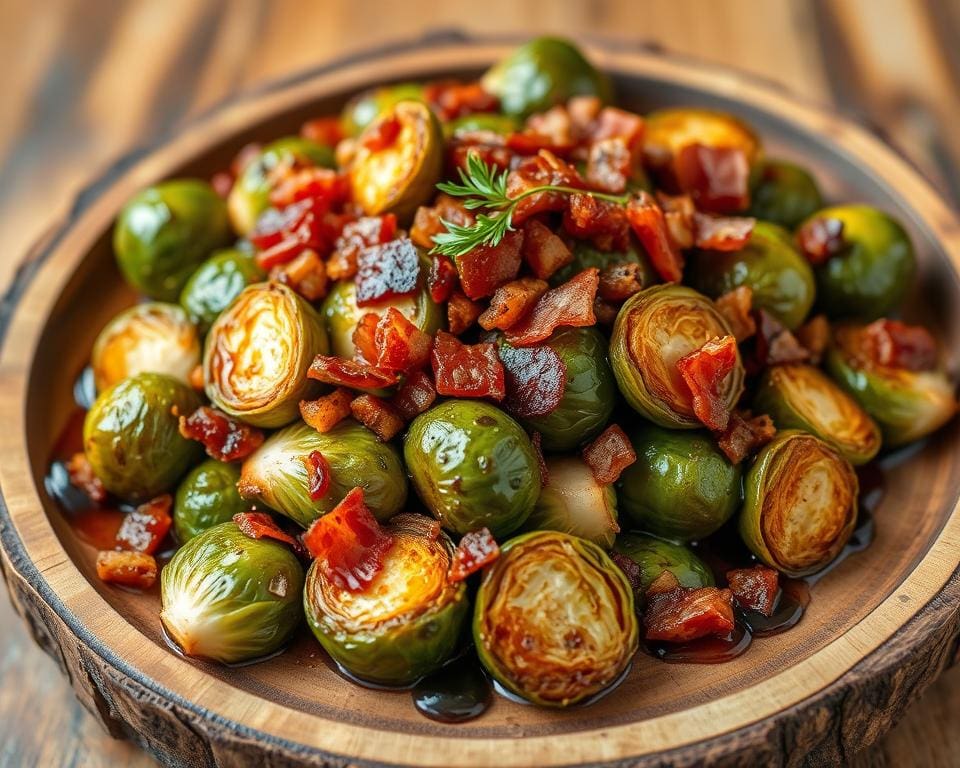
[239,420,407,528]
[114,179,232,301]
[83,372,202,502]
[160,521,304,663]
[689,221,815,330]
[481,37,613,118]
[524,456,619,548]
[227,137,336,234]
[174,460,248,543]
[349,101,443,223]
[805,205,916,320]
[610,285,745,428]
[474,531,638,707]
[514,328,615,451]
[444,113,519,138]
[304,513,468,686]
[204,282,328,428]
[612,533,714,593]
[179,248,265,332]
[91,302,200,392]
[617,423,741,542]
[825,324,957,446]
[748,158,823,229]
[754,363,881,465]
[552,239,658,289]
[739,430,858,577]
[405,400,541,537]
[341,82,424,137]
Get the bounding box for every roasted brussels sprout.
[617,423,741,542]
[826,324,957,446]
[754,363,881,464]
[806,205,916,320]
[304,513,468,685]
[349,100,443,223]
[644,107,761,173]
[748,158,823,229]
[612,533,714,593]
[739,430,858,577]
[114,179,232,301]
[341,82,424,137]
[690,221,815,330]
[83,372,202,502]
[444,113,519,138]
[610,285,745,428]
[552,239,658,289]
[474,531,637,706]
[174,460,248,543]
[91,302,200,392]
[405,400,541,537]
[204,282,328,428]
[179,248,265,332]
[240,420,407,527]
[161,521,304,663]
[481,37,613,118]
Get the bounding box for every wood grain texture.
[0,2,958,766]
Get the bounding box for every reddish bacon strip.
[431,331,506,401]
[562,193,631,252]
[270,248,329,302]
[521,219,573,280]
[456,229,524,300]
[726,566,780,617]
[598,262,644,302]
[449,528,500,582]
[251,198,350,269]
[300,116,344,146]
[116,494,172,555]
[447,291,484,336]
[352,312,380,365]
[67,452,106,504]
[676,335,738,431]
[391,371,437,422]
[657,192,695,249]
[96,550,157,590]
[350,394,405,441]
[715,286,756,342]
[626,192,684,282]
[715,410,776,465]
[308,356,398,389]
[507,151,584,224]
[504,268,599,347]
[753,311,810,369]
[864,318,938,371]
[269,167,348,210]
[498,344,567,419]
[233,512,299,548]
[427,255,459,303]
[693,212,755,251]
[585,137,632,193]
[355,237,420,307]
[795,315,831,365]
[423,80,499,121]
[300,388,354,433]
[582,424,636,485]
[302,450,332,501]
[644,575,736,643]
[479,277,548,331]
[795,216,845,265]
[374,308,432,373]
[178,406,265,462]
[674,144,751,213]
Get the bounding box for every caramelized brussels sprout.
[617,423,741,542]
[179,248,265,332]
[341,82,424,137]
[474,531,637,706]
[239,420,407,528]
[754,363,881,464]
[612,533,714,593]
[690,221,815,330]
[610,285,745,428]
[748,158,823,229]
[174,460,248,543]
[405,400,541,537]
[114,179,232,301]
[552,239,658,289]
[644,107,761,173]
[304,513,468,685]
[91,302,200,392]
[739,430,858,577]
[83,372,202,502]
[204,282,328,428]
[444,113,519,138]
[161,521,304,663]
[349,100,443,223]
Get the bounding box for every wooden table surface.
[1,1,959,765]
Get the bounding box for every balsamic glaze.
[412,652,492,723]
[647,623,752,664]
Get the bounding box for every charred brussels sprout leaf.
[748,158,823,229]
[341,82,425,137]
[612,533,714,593]
[179,249,265,332]
[174,460,248,543]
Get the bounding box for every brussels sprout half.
[204,282,328,428]
[161,522,304,664]
[304,513,468,686]
[341,82,425,137]
[179,248,266,333]
[739,430,858,577]
[474,531,638,707]
[612,533,714,593]
[610,285,745,428]
[91,302,200,392]
[174,460,249,543]
[748,158,823,229]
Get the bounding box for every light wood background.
[1,1,958,765]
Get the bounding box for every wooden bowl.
[2,33,960,768]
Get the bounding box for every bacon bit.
[431,331,506,401]
[610,552,644,599]
[506,131,575,157]
[96,550,157,590]
[116,494,172,554]
[330,215,398,282]
[504,268,599,347]
[726,566,780,617]
[585,137,632,193]
[411,195,475,250]
[531,432,549,487]
[795,314,831,365]
[715,286,757,342]
[350,394,405,441]
[562,193,631,252]
[233,512,299,548]
[302,487,395,593]
[598,262,645,302]
[251,199,350,269]
[355,237,420,307]
[67,452,107,504]
[302,450,333,501]
[644,584,736,643]
[796,216,845,265]
[361,113,402,152]
[694,212,755,251]
[677,336,738,431]
[582,424,637,485]
[447,291,485,335]
[657,192,696,250]
[374,308,432,373]
[391,370,438,421]
[498,344,567,419]
[179,406,265,462]
[521,219,573,280]
[626,192,684,282]
[864,319,938,371]
[449,139,515,175]
[427,255,459,303]
[423,79,499,121]
[715,409,776,464]
[300,388,354,433]
[566,96,603,136]
[674,144,751,213]
[586,107,645,148]
[507,151,584,224]
[352,312,380,365]
[188,364,205,391]
[449,528,500,582]
[325,250,357,282]
[270,248,329,301]
[300,116,344,146]
[525,105,574,146]
[593,297,620,326]
[753,310,810,369]
[308,356,398,389]
[269,167,349,210]
[211,171,233,199]
[456,229,524,300]
[479,277,548,331]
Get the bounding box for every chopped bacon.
[626,192,684,282]
[423,79,499,121]
[507,151,584,224]
[189,364,205,391]
[796,216,845,265]
[582,424,636,484]
[302,487,395,593]
[352,312,380,364]
[328,214,397,281]
[302,450,332,501]
[598,262,645,302]
[355,237,420,307]
[566,96,603,136]
[308,356,398,389]
[391,371,437,421]
[644,584,736,642]
[478,277,548,331]
[506,131,575,157]
[449,139,515,175]
[350,394,405,441]
[795,314,831,365]
[270,248,329,301]
[96,550,157,590]
[585,137,632,193]
[674,144,751,213]
[449,528,500,582]
[676,336,738,431]
[585,106,645,148]
[531,431,549,487]
[524,105,574,146]
[116,494,172,555]
[693,212,755,251]
[610,552,644,598]
[657,192,696,249]
[178,406,265,462]
[593,297,619,326]
[361,113,401,152]
[300,116,344,146]
[300,388,354,433]
[427,255,459,303]
[269,167,349,210]
[456,229,524,300]
[374,308,432,373]
[498,343,567,419]
[504,268,599,347]
[521,219,573,280]
[251,199,350,269]
[715,409,776,464]
[447,291,485,335]
[753,310,810,369]
[67,452,106,504]
[715,286,757,342]
[411,195,475,250]
[431,331,505,401]
[233,512,299,548]
[562,193,631,252]
[325,250,357,282]
[864,319,938,371]
[726,566,780,617]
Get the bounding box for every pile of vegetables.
[57,37,956,711]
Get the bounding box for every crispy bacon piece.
[585,137,632,193]
[270,248,329,301]
[250,199,350,269]
[391,370,437,421]
[694,212,755,251]
[610,552,644,599]
[796,216,845,265]
[562,193,631,252]
[715,410,776,464]
[506,130,575,157]
[308,356,398,389]
[300,388,354,433]
[116,494,172,554]
[449,528,500,582]
[233,512,299,548]
[302,487,395,593]
[726,566,780,617]
[352,312,380,364]
[456,229,524,300]
[356,237,420,307]
[593,297,619,326]
[507,151,584,224]
[531,431,549,487]
[302,450,332,501]
[674,144,751,213]
[67,452,106,504]
[423,79,499,121]
[350,394,405,441]
[411,195,475,250]
[189,364,205,391]
[96,550,157,590]
[447,291,485,335]
[427,255,459,303]
[657,192,696,250]
[753,311,810,368]
[179,406,265,462]
[478,277,548,331]
[715,286,756,342]
[449,138,515,175]
[300,115,344,146]
[431,331,505,401]
[598,262,645,302]
[269,167,349,210]
[524,105,574,146]
[498,344,567,419]
[795,314,830,365]
[504,268,599,347]
[582,424,637,485]
[585,106,645,148]
[626,192,684,282]
[328,214,396,281]
[521,219,573,280]
[864,318,938,371]
[676,335,738,431]
[361,113,401,151]
[374,308,432,373]
[644,579,736,643]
